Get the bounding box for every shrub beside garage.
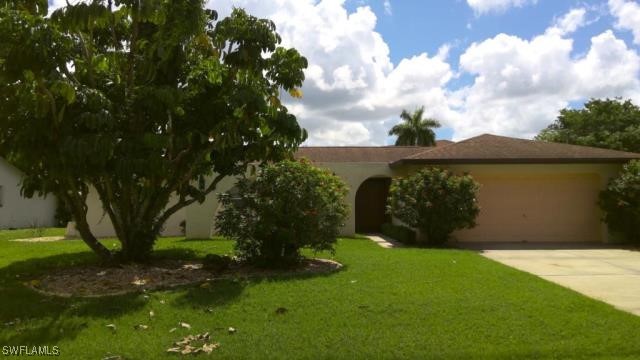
[599,160,640,244]
[387,168,480,246]
[381,223,416,245]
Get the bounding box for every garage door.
[454,173,602,242]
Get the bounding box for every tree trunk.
[74,216,114,262]
[116,222,159,263]
[60,192,113,262]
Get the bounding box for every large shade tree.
[388,106,441,146]
[0,1,308,262]
[536,98,640,153]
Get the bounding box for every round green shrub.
[216,159,349,266]
[387,168,480,246]
[599,160,640,243]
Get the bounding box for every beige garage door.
[455,173,602,242]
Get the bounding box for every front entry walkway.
[480,247,640,316]
[364,234,402,249]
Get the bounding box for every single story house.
[79,134,640,243]
[0,157,57,229]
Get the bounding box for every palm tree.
[388,106,441,146]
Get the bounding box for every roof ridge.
[392,133,640,165]
[404,134,478,159]
[484,133,640,156]
[298,146,432,148]
[298,141,452,149]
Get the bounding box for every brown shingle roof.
[295,140,453,163]
[392,134,640,165]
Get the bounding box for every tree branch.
[152,172,227,234]
[60,180,113,261]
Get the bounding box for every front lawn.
[0,227,65,241]
[1,235,640,359]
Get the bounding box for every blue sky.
[355,1,636,60]
[49,0,640,145]
[348,0,640,141]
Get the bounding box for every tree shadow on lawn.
[0,248,342,345]
[173,262,346,310]
[0,248,200,345]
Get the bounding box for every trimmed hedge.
[381,223,416,245]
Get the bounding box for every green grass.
[1,234,640,359]
[0,227,65,241]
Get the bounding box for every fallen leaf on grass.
[134,324,148,330]
[201,343,220,354]
[168,333,219,356]
[149,310,155,318]
[182,264,203,270]
[228,327,236,334]
[106,324,117,331]
[275,307,288,315]
[102,355,122,360]
[97,271,107,276]
[131,278,147,286]
[175,337,192,347]
[181,345,195,355]
[159,300,166,305]
[169,328,177,333]
[179,322,191,329]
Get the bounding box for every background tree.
[536,98,640,153]
[598,160,640,244]
[0,1,308,262]
[388,106,441,146]
[387,168,479,246]
[216,160,349,267]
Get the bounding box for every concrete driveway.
[479,247,640,316]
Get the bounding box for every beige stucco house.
[0,157,57,229]
[79,134,640,243]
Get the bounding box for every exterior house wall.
[310,163,396,236]
[78,174,239,239]
[184,163,398,238]
[401,163,622,243]
[185,175,238,239]
[77,161,624,243]
[0,158,57,229]
[75,187,185,238]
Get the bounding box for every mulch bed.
[26,258,342,298]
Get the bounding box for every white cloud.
[546,8,587,36]
[42,1,640,145]
[210,0,453,145]
[609,0,640,44]
[452,17,640,140]
[383,0,392,15]
[575,30,640,97]
[205,2,640,143]
[466,0,537,15]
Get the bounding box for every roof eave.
[390,157,639,167]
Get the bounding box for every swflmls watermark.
[2,346,60,357]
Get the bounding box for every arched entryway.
[355,177,392,233]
